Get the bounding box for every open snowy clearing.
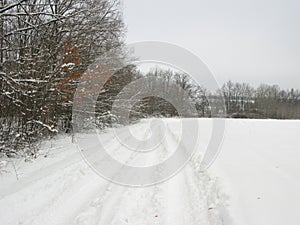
[0,119,299,225]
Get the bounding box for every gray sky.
[123,0,300,89]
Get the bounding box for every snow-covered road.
[0,119,228,225]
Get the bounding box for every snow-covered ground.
[0,119,299,225]
[210,119,300,225]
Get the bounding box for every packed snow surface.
[0,119,299,225]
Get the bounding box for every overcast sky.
[123,0,300,89]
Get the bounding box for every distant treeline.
[217,81,300,119]
[94,67,300,121]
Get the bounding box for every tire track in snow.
[162,124,204,224]
[72,122,160,225]
[69,124,152,225]
[165,123,230,225]
[76,121,168,225]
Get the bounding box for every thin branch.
[0,0,27,14]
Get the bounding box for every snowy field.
[210,119,300,225]
[0,119,299,225]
